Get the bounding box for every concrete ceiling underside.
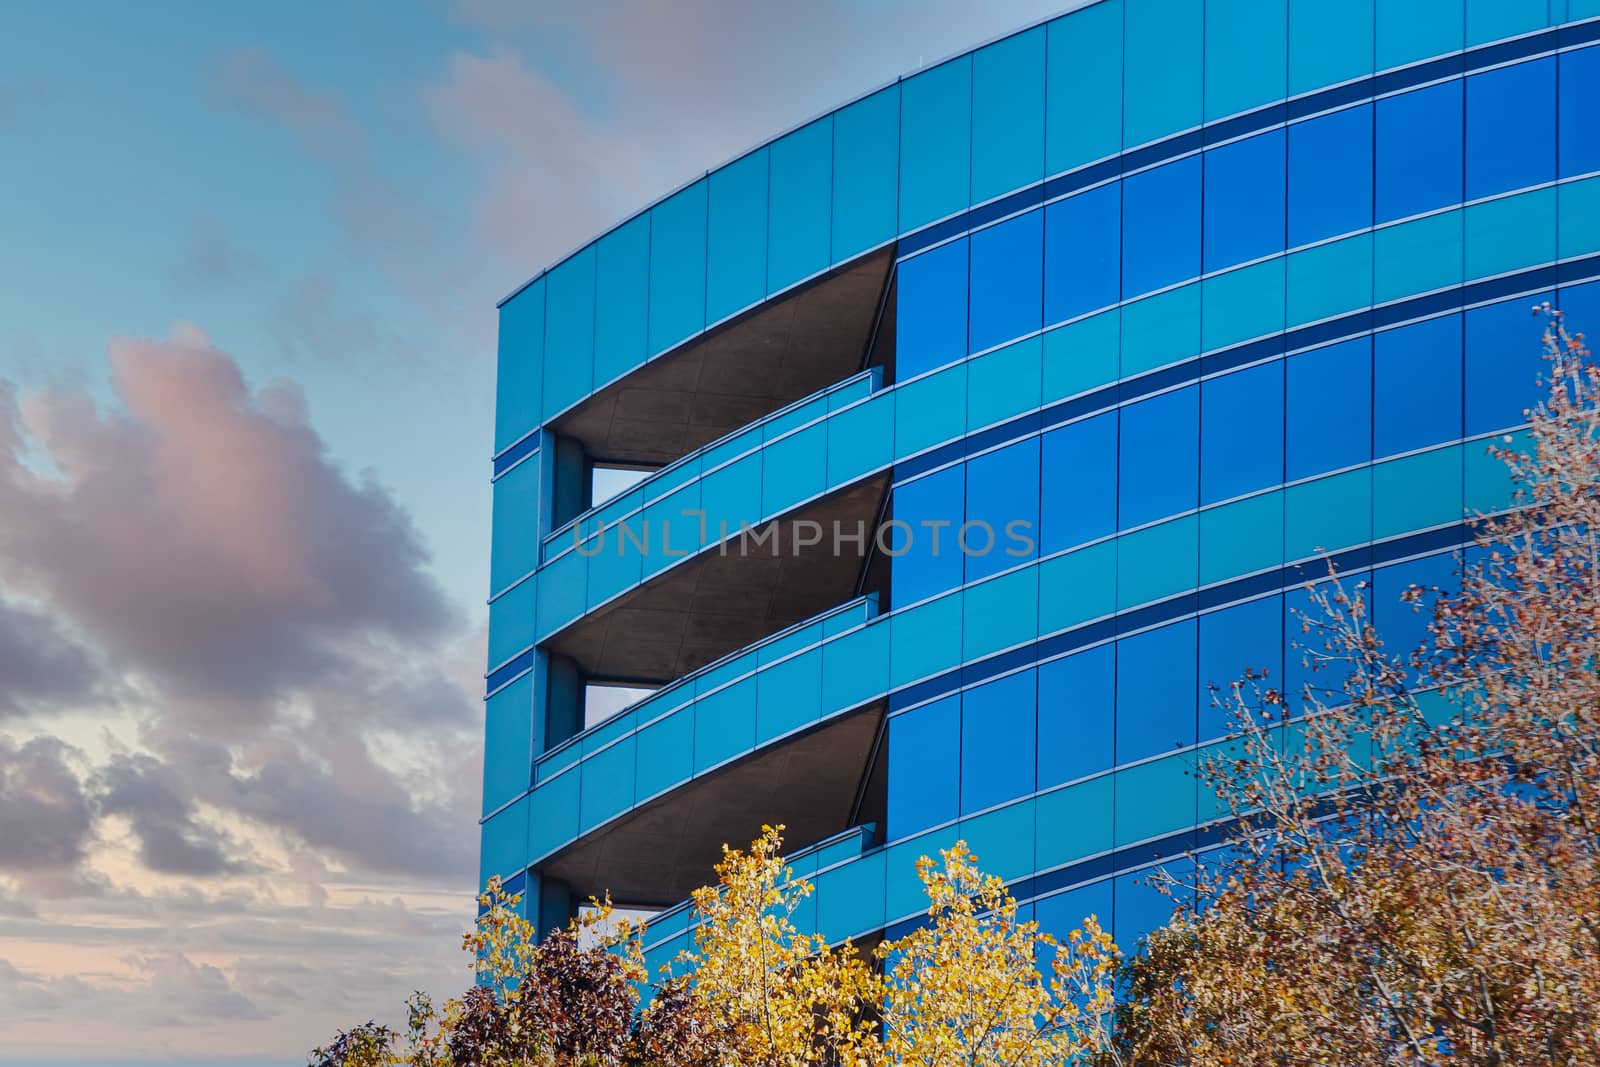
[545,474,890,684]
[538,701,884,907]
[553,247,894,467]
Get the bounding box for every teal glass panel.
[648,179,709,356]
[1287,233,1372,326]
[1376,0,1464,70]
[1568,0,1600,16]
[900,56,972,230]
[542,245,595,421]
[482,673,533,815]
[1285,467,1372,560]
[964,568,1039,660]
[1121,283,1201,377]
[1559,176,1600,261]
[1039,541,1117,634]
[693,677,757,773]
[635,479,702,578]
[488,574,536,667]
[890,591,963,688]
[490,457,541,596]
[1124,0,1204,146]
[1042,310,1119,402]
[698,453,763,547]
[1465,187,1557,279]
[972,26,1046,204]
[893,363,967,457]
[821,620,890,711]
[706,149,769,325]
[957,801,1035,881]
[1467,0,1549,45]
[756,647,823,742]
[1289,0,1375,95]
[1205,0,1288,120]
[762,423,827,516]
[480,795,530,881]
[633,707,694,804]
[495,278,544,454]
[593,215,650,389]
[1374,445,1464,539]
[768,117,832,294]
[1464,431,1526,514]
[579,734,635,833]
[1117,516,1199,609]
[1374,211,1464,304]
[1114,755,1198,846]
[586,520,645,611]
[833,86,900,261]
[1199,491,1285,585]
[1201,258,1286,352]
[826,392,894,487]
[815,849,885,940]
[528,771,578,861]
[1035,775,1114,869]
[885,833,940,920]
[968,336,1042,430]
[534,546,586,640]
[1046,0,1123,174]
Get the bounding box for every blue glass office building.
[483,0,1600,966]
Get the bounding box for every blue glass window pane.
[888,696,960,839]
[971,26,1046,206]
[490,457,541,595]
[897,240,969,379]
[1374,314,1463,457]
[1119,385,1199,528]
[1114,858,1193,945]
[900,57,972,231]
[593,216,650,389]
[1124,156,1201,297]
[1204,0,1286,121]
[966,438,1040,582]
[961,670,1038,814]
[1116,619,1198,763]
[1124,0,1203,148]
[1466,58,1555,201]
[1559,47,1600,180]
[1046,1,1123,174]
[1035,880,1114,943]
[1044,183,1120,324]
[1203,129,1286,272]
[1376,0,1463,71]
[1467,0,1548,46]
[648,179,709,355]
[1465,294,1553,434]
[1373,550,1458,674]
[706,149,769,324]
[543,245,596,420]
[1038,645,1115,788]
[1289,0,1374,96]
[1286,337,1372,480]
[495,279,544,454]
[1042,412,1118,553]
[1559,279,1600,336]
[969,210,1044,353]
[482,675,533,814]
[892,465,966,605]
[1376,81,1464,224]
[1197,595,1283,743]
[1288,104,1373,246]
[833,86,900,261]
[1201,361,1285,505]
[768,118,832,295]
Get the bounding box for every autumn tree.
[1110,307,1600,1066]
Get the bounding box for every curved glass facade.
[483,0,1600,962]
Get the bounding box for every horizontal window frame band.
[489,17,1600,464]
[488,514,1482,831]
[484,243,1600,662]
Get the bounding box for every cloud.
[0,324,458,733]
[0,735,95,872]
[0,597,101,719]
[93,754,247,878]
[172,215,260,290]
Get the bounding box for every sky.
[0,1,1076,1062]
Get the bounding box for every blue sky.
[0,1,1073,1060]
